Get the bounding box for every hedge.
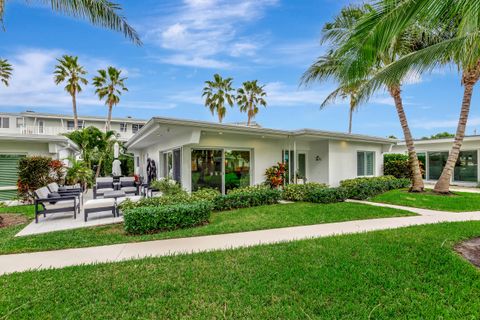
[340,176,411,200]
[283,183,327,202]
[213,187,282,211]
[123,201,212,235]
[304,187,348,204]
[383,154,411,179]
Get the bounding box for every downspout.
[293,139,297,184]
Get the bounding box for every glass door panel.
[428,152,449,180]
[454,150,478,182]
[417,152,426,179]
[297,153,306,181]
[225,150,250,193]
[191,149,223,192]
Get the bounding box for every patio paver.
[2,201,480,275]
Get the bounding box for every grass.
[0,202,414,255]
[1,221,480,318]
[371,188,480,212]
[0,205,35,219]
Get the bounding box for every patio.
[16,190,124,237]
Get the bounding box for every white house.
[392,135,480,185]
[126,117,395,193]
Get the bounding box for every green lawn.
[0,205,35,219]
[371,189,480,212]
[1,221,480,318]
[0,202,414,255]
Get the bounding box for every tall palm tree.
[54,55,88,130]
[0,59,13,86]
[236,80,267,126]
[345,0,478,193]
[0,0,141,45]
[202,74,235,123]
[302,52,363,134]
[92,67,128,131]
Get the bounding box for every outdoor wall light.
[315,156,322,161]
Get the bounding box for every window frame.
[357,150,375,177]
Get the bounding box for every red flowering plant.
[264,162,287,189]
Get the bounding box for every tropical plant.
[202,74,235,123]
[0,59,12,86]
[343,0,479,193]
[92,67,128,131]
[264,163,286,189]
[312,4,435,192]
[54,55,88,130]
[65,157,94,190]
[302,5,370,134]
[0,1,141,45]
[236,80,267,126]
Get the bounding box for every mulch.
[455,238,480,268]
[0,214,28,228]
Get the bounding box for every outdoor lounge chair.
[34,187,78,223]
[93,177,115,199]
[47,182,83,204]
[118,177,139,196]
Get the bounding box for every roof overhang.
[0,133,80,152]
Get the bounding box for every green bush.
[304,187,348,204]
[191,188,221,202]
[150,178,184,196]
[124,202,212,235]
[384,154,411,179]
[340,176,411,200]
[283,182,327,201]
[213,186,282,211]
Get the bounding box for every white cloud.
[411,117,480,130]
[144,0,278,68]
[264,82,330,107]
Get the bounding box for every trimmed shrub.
[383,154,410,178]
[283,182,327,201]
[191,188,221,202]
[340,176,410,200]
[124,201,212,235]
[213,187,282,211]
[304,187,348,204]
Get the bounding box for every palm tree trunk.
[95,158,103,180]
[434,68,480,193]
[388,85,424,192]
[106,103,113,131]
[348,100,354,134]
[72,93,78,130]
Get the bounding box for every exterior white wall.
[0,141,52,156]
[328,140,384,186]
[307,140,329,184]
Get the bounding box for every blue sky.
[0,0,479,138]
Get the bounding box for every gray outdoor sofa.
[34,186,79,223]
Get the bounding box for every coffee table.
[103,190,126,217]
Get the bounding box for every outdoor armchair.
[34,187,78,223]
[47,182,83,204]
[93,177,115,199]
[118,177,139,196]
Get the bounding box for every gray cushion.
[47,183,59,193]
[121,186,138,193]
[84,199,115,209]
[48,192,60,204]
[34,187,50,200]
[97,182,113,189]
[96,188,114,194]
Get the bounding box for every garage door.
[0,155,24,201]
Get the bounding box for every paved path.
[1,202,480,276]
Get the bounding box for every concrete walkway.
[1,202,480,276]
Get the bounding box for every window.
[120,123,128,132]
[225,150,251,192]
[132,124,143,133]
[428,151,448,180]
[357,151,375,176]
[0,117,10,128]
[16,118,24,128]
[67,120,75,130]
[417,152,426,179]
[454,150,478,182]
[161,149,181,182]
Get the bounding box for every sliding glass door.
[225,150,251,193]
[454,150,478,182]
[161,149,181,183]
[428,152,449,180]
[191,149,251,193]
[191,149,223,192]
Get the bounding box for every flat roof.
[397,135,480,145]
[0,111,147,123]
[126,116,396,147]
[0,133,80,151]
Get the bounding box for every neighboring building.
[0,110,146,201]
[0,111,147,142]
[126,117,395,193]
[0,133,80,200]
[392,136,480,186]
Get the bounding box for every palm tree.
[202,74,235,123]
[0,59,13,86]
[54,55,88,130]
[344,0,479,193]
[0,0,141,45]
[236,80,267,126]
[302,52,363,134]
[303,4,426,191]
[92,67,128,131]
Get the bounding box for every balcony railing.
[0,126,134,140]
